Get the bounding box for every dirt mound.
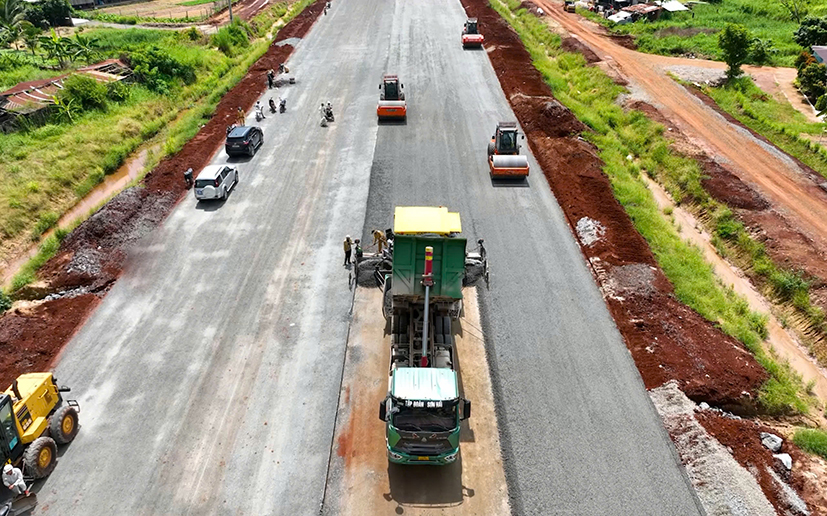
[519,1,545,16]
[560,36,600,63]
[0,294,99,386]
[700,157,771,211]
[461,0,767,407]
[0,0,327,386]
[511,95,587,137]
[606,33,636,50]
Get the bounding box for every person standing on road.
[267,69,275,89]
[354,238,363,264]
[343,235,353,266]
[236,106,245,126]
[183,167,193,189]
[3,464,29,497]
[372,229,387,254]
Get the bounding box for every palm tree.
[0,0,26,50]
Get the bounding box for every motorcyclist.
[255,101,265,119]
[269,97,277,113]
[324,102,334,121]
[279,96,286,113]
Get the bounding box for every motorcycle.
[255,106,265,122]
[226,123,237,136]
[279,98,286,114]
[269,98,277,114]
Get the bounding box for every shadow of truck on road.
[385,458,473,511]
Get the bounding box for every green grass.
[579,0,823,67]
[493,0,813,414]
[704,77,827,181]
[792,428,827,458]
[178,0,217,6]
[0,1,311,307]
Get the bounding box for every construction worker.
[183,167,193,189]
[343,235,353,266]
[372,229,387,254]
[354,238,363,263]
[3,464,29,497]
[267,69,275,89]
[236,106,245,126]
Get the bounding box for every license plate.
[417,456,429,461]
[195,189,203,195]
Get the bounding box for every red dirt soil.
[0,295,99,386]
[698,411,827,515]
[461,0,767,407]
[0,0,326,386]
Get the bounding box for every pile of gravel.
[650,381,776,516]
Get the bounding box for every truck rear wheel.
[50,405,79,445]
[24,436,57,478]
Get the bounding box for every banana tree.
[0,0,26,50]
[39,28,71,68]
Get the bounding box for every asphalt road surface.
[36,0,703,513]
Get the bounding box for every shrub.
[718,24,751,79]
[798,62,827,99]
[125,45,196,92]
[58,74,108,110]
[210,19,251,56]
[794,17,827,48]
[0,291,11,313]
[24,0,72,28]
[106,80,130,102]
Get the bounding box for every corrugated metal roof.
[622,3,661,13]
[0,59,131,115]
[394,206,462,235]
[658,0,689,11]
[391,367,458,401]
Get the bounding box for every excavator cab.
[0,395,24,465]
[378,75,407,120]
[461,18,484,48]
[487,122,529,178]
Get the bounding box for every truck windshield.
[393,404,456,432]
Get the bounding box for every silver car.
[194,165,238,201]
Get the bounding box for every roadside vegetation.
[493,0,816,414]
[793,427,827,459]
[1,0,311,296]
[580,0,819,66]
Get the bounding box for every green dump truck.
[377,207,487,465]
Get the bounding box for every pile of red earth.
[0,0,327,387]
[460,0,766,408]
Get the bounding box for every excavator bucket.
[489,155,529,178]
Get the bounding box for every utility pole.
[228,0,233,22]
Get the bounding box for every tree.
[718,24,751,80]
[24,0,71,28]
[0,0,27,50]
[794,17,827,48]
[20,20,39,56]
[750,38,776,65]
[780,0,809,23]
[798,61,827,99]
[69,33,99,64]
[38,28,71,68]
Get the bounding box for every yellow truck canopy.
[393,206,462,235]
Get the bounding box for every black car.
[225,126,264,157]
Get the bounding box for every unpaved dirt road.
[325,288,509,515]
[538,0,827,254]
[34,0,701,513]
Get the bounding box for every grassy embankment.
[793,427,827,458]
[579,0,827,67]
[1,0,310,293]
[492,0,816,415]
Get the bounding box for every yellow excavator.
[0,373,79,480]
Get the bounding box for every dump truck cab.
[380,368,469,465]
[0,373,79,479]
[487,122,529,178]
[378,207,475,465]
[462,18,484,48]
[378,74,407,120]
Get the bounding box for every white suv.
[194,165,238,201]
